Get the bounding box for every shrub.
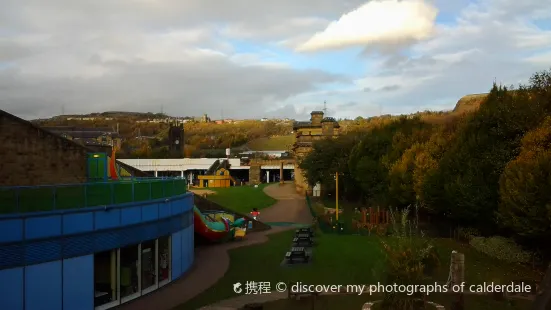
[469,236,532,264]
[380,205,440,310]
[457,227,480,242]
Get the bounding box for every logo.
[233,282,243,294]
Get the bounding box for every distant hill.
[28,92,486,157]
[245,135,295,151]
[453,93,487,113]
[38,111,183,121]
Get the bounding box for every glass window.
[120,244,140,300]
[94,250,118,308]
[141,239,157,292]
[158,236,171,285]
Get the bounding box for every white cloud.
[296,0,438,52]
[1,0,551,120]
[338,0,551,117]
[1,0,362,119]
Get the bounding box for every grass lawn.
[178,230,541,309]
[246,135,295,151]
[204,183,277,214]
[310,197,364,233]
[319,197,363,210]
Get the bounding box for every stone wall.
[249,164,261,184]
[0,111,92,186]
[293,166,307,195]
[0,111,148,187]
[247,158,295,185]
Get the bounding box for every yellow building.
[292,111,340,195]
[197,167,236,188]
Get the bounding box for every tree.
[299,134,361,199]
[348,116,433,206]
[497,117,551,241]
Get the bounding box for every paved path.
[118,182,312,310]
[199,286,537,310]
[259,182,310,224]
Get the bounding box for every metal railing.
[0,177,187,215]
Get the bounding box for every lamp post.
[335,171,339,221]
[334,171,344,233]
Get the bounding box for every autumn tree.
[299,133,363,199]
[498,118,551,241]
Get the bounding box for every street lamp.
[334,172,340,221]
[333,171,345,233]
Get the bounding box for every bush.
[457,227,480,242]
[380,206,440,310]
[469,236,532,264]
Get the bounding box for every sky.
[1,0,550,120]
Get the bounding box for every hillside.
[29,92,487,158]
[453,93,487,113]
[298,68,551,256]
[245,135,295,151]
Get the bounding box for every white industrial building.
[118,158,294,185]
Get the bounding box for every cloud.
[0,55,345,120]
[379,84,400,92]
[0,0,362,120]
[1,0,550,121]
[345,0,551,117]
[296,0,438,52]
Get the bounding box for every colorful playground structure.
[197,159,238,188]
[193,206,247,242]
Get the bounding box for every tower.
[168,122,184,157]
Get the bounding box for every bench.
[293,236,313,246]
[285,247,309,263]
[288,282,319,300]
[296,233,311,239]
[295,228,314,237]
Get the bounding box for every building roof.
[310,111,324,115]
[321,117,340,128]
[117,158,242,172]
[0,109,145,176]
[42,126,113,132]
[292,121,319,130]
[44,128,120,139]
[239,150,287,155]
[321,117,337,123]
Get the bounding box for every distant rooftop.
[321,117,337,123]
[42,126,115,132]
[42,126,120,139]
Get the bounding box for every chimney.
[310,111,324,125]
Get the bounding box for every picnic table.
[293,235,313,246]
[285,246,309,263]
[295,228,314,237]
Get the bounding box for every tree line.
[35,116,293,158]
[299,69,551,246]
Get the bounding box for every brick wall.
[293,166,308,195]
[0,111,90,186]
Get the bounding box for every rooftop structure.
[292,110,340,195]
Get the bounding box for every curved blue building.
[0,178,194,310]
